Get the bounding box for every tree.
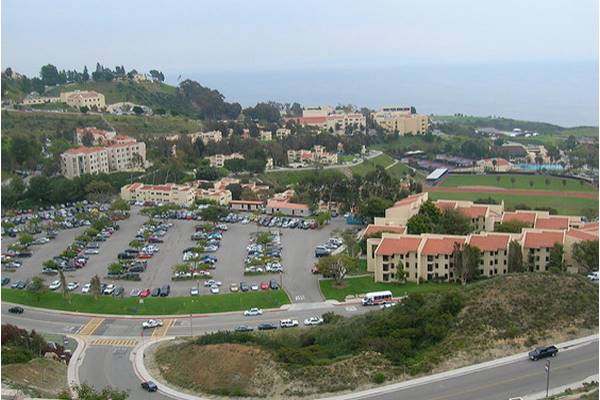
[547,243,565,272]
[437,209,473,235]
[80,106,89,113]
[572,240,598,273]
[132,106,144,115]
[90,275,102,299]
[359,196,393,222]
[149,69,165,82]
[452,243,481,285]
[340,229,359,257]
[85,180,114,203]
[64,384,128,400]
[507,240,523,273]
[26,276,46,302]
[81,132,94,146]
[225,183,242,200]
[243,102,281,123]
[510,176,516,186]
[40,64,60,86]
[528,180,534,188]
[108,263,123,275]
[58,269,69,301]
[495,220,531,233]
[82,66,89,82]
[318,254,358,285]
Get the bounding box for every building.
[132,73,148,82]
[60,147,110,178]
[292,107,366,133]
[287,145,338,166]
[477,158,512,172]
[60,90,106,110]
[208,153,244,168]
[265,199,311,216]
[75,127,116,146]
[374,192,429,226]
[266,157,274,170]
[230,200,264,211]
[120,183,196,207]
[371,106,428,135]
[302,106,334,117]
[105,141,147,172]
[469,233,511,277]
[259,130,272,141]
[522,230,565,272]
[276,128,292,139]
[196,187,232,206]
[426,168,448,182]
[189,130,223,145]
[22,96,60,105]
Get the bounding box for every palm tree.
[58,269,69,302]
[528,180,534,189]
[510,176,516,187]
[90,275,102,299]
[492,159,497,172]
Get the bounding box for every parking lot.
[2,208,349,303]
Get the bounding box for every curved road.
[2,303,597,400]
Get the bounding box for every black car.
[113,287,125,297]
[160,285,170,297]
[234,325,254,332]
[529,345,558,361]
[257,323,277,331]
[141,381,158,392]
[8,306,24,314]
[11,280,26,289]
[1,277,10,286]
[118,252,135,260]
[240,282,250,292]
[151,287,161,297]
[269,279,279,290]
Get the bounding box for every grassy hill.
[1,110,109,140]
[152,273,597,397]
[45,80,177,105]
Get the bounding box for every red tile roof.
[375,237,422,256]
[468,234,510,252]
[481,157,510,166]
[63,146,106,155]
[534,217,569,230]
[230,200,264,205]
[392,193,425,208]
[364,225,407,237]
[566,229,599,241]
[458,205,488,218]
[267,200,309,210]
[421,237,466,255]
[297,116,327,125]
[435,201,456,210]
[501,212,536,225]
[523,231,564,249]
[581,222,599,232]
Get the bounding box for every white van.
[280,319,299,328]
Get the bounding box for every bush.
[372,373,386,384]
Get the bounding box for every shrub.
[372,373,385,384]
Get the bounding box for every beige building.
[189,130,223,145]
[196,187,232,206]
[374,192,429,226]
[208,153,245,168]
[106,141,147,172]
[372,106,428,135]
[22,96,60,105]
[120,183,196,207]
[60,90,106,110]
[276,128,292,139]
[60,147,109,178]
[477,157,512,172]
[287,145,338,165]
[260,130,273,141]
[75,127,116,146]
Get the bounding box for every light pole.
[545,360,551,398]
[190,313,193,337]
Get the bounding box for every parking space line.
[78,318,104,335]
[151,319,174,337]
[90,338,138,347]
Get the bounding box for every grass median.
[1,288,290,316]
[319,275,457,301]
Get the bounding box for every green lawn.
[440,174,596,192]
[1,289,289,315]
[105,114,201,136]
[350,153,396,176]
[260,169,345,187]
[428,191,598,217]
[319,276,457,301]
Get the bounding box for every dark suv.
[160,285,170,297]
[528,345,558,361]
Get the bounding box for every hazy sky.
[2,0,598,76]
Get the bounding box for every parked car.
[151,287,161,297]
[529,345,558,361]
[103,284,115,295]
[113,286,124,296]
[67,282,79,291]
[315,245,331,257]
[230,283,239,292]
[139,288,151,298]
[269,279,279,290]
[49,280,61,290]
[130,288,141,297]
[258,323,277,330]
[234,325,254,332]
[210,285,220,294]
[260,281,269,290]
[239,282,250,292]
[280,319,299,328]
[190,287,199,296]
[142,319,164,329]
[11,280,26,290]
[250,283,259,291]
[244,308,263,316]
[160,285,170,297]
[587,271,599,281]
[303,316,323,326]
[81,283,91,293]
[141,381,158,392]
[1,277,10,286]
[8,306,24,314]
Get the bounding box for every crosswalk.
[78,318,104,335]
[90,338,138,347]
[151,319,174,337]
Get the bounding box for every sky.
[2,0,598,76]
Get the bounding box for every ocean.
[169,61,599,128]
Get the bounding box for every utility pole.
[190,313,193,336]
[545,360,551,398]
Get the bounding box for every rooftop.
[364,225,407,237]
[421,237,465,255]
[566,229,599,241]
[534,217,570,230]
[266,200,309,210]
[468,234,510,252]
[63,146,106,155]
[392,193,426,208]
[458,205,489,218]
[375,237,422,256]
[501,211,537,225]
[523,231,564,249]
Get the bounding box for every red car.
[139,288,151,298]
[260,281,269,290]
[138,253,152,259]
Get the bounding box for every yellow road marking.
[151,319,174,337]
[428,357,597,400]
[90,338,138,347]
[78,318,104,335]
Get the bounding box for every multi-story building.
[75,127,116,146]
[22,96,60,105]
[291,107,366,133]
[208,153,245,168]
[60,147,110,178]
[287,145,338,166]
[120,183,196,207]
[469,233,512,277]
[371,106,428,135]
[435,200,497,232]
[372,235,423,283]
[196,187,232,206]
[259,130,273,141]
[374,192,429,226]
[60,90,106,110]
[522,230,565,272]
[275,128,292,139]
[106,141,147,172]
[189,130,223,145]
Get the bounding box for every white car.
[203,279,222,287]
[49,280,61,290]
[250,283,259,291]
[103,284,115,295]
[130,288,141,297]
[380,302,397,309]
[84,248,99,255]
[81,283,91,293]
[67,282,79,291]
[280,319,299,328]
[244,308,263,316]
[303,316,324,326]
[142,319,163,329]
[190,287,199,296]
[210,285,220,294]
[587,271,599,281]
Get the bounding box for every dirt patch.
[2,358,68,398]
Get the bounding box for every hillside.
[46,80,177,105]
[151,273,597,397]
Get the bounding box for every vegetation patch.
[440,174,595,192]
[2,358,68,398]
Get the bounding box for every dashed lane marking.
[78,318,104,335]
[151,319,174,337]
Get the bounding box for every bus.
[361,290,393,306]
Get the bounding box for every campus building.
[120,183,196,207]
[60,90,106,110]
[189,130,223,145]
[230,200,264,211]
[287,145,338,166]
[60,147,109,178]
[291,106,366,133]
[208,153,245,168]
[371,106,428,135]
[22,95,60,105]
[75,127,116,146]
[477,157,513,172]
[265,199,311,217]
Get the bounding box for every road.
[2,302,597,400]
[270,150,382,172]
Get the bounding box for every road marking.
[151,319,174,337]
[345,306,357,312]
[90,338,137,347]
[78,318,104,335]
[295,295,305,301]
